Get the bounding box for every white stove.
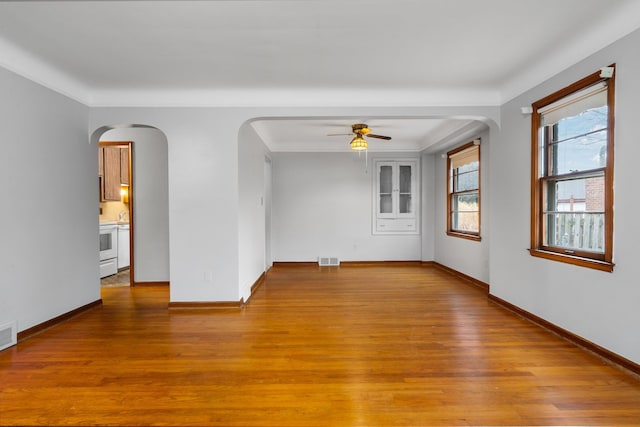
[99,222,118,278]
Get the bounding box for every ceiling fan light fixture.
[350,135,368,151]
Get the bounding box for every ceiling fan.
[328,123,392,151]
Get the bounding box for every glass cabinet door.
[398,164,413,215]
[378,164,393,215]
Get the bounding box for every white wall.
[89,108,245,303]
[238,122,271,301]
[491,28,640,363]
[433,128,491,284]
[420,153,436,262]
[0,66,96,333]
[272,152,421,262]
[100,127,170,283]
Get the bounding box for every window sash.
[543,106,608,178]
[451,190,479,233]
[540,174,606,257]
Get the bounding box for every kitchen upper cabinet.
[102,146,122,201]
[373,159,419,234]
[120,147,129,185]
[99,145,130,202]
[98,147,104,176]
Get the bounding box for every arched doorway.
[91,125,170,287]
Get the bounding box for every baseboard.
[132,281,170,287]
[167,270,270,309]
[273,260,422,267]
[17,299,103,343]
[488,294,640,377]
[251,272,266,296]
[340,260,422,267]
[168,300,243,309]
[168,273,266,309]
[431,262,490,293]
[272,262,317,267]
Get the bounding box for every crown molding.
[0,36,90,105]
[86,88,502,108]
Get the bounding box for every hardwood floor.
[1,264,640,426]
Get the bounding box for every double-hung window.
[447,140,480,240]
[530,66,615,271]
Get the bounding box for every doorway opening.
[99,141,133,287]
[91,124,170,290]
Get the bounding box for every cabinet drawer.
[376,218,417,233]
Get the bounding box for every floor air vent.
[0,321,17,351]
[318,256,340,266]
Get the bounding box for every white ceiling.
[250,117,484,152]
[1,0,639,152]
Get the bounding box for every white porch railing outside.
[549,212,605,253]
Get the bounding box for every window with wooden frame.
[447,140,481,240]
[530,66,615,272]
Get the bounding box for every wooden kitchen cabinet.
[120,147,129,185]
[102,146,122,201]
[98,147,104,177]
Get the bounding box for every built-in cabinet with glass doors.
[373,159,419,234]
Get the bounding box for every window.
[447,140,480,240]
[530,66,615,272]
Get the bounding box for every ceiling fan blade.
[327,133,353,136]
[367,134,392,140]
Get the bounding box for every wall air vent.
[318,256,340,267]
[0,321,17,351]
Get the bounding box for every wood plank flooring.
[1,264,640,426]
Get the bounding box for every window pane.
[379,194,392,214]
[452,192,479,232]
[543,212,605,253]
[454,168,478,192]
[554,106,607,142]
[543,176,605,252]
[550,106,607,176]
[379,165,392,194]
[457,161,478,174]
[399,165,411,193]
[550,130,607,175]
[399,194,412,214]
[544,176,604,213]
[453,192,478,210]
[451,212,479,233]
